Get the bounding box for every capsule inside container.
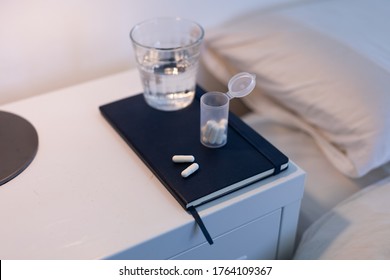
[200,92,229,148]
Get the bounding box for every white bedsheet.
[200,0,390,243]
[199,0,390,257]
[294,175,390,259]
[239,0,390,243]
[242,114,390,240]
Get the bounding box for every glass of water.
[130,17,204,111]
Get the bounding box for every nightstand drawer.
[170,209,281,260]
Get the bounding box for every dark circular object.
[0,111,39,186]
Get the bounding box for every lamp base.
[0,111,38,186]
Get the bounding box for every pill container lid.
[226,72,256,99]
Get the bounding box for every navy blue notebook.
[99,87,289,210]
[100,87,289,244]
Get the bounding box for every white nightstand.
[0,69,305,260]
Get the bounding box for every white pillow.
[202,2,390,177]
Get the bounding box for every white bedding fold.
[294,175,390,259]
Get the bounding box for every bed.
[199,0,390,259]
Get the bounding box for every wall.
[0,0,299,104]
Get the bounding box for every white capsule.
[219,118,228,126]
[203,120,216,139]
[172,155,195,163]
[215,121,227,145]
[209,123,220,144]
[202,120,219,144]
[181,163,199,178]
[216,129,227,145]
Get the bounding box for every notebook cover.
[99,86,289,209]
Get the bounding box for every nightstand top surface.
[0,69,304,259]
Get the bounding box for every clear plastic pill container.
[200,72,256,148]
